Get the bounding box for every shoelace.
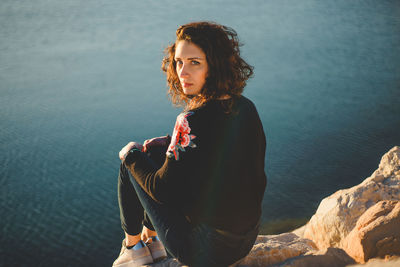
[145,235,160,244]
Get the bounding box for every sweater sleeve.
[124,111,201,204]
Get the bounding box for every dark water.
[1,0,399,266]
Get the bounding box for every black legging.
[117,145,258,266]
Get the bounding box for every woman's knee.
[118,162,131,184]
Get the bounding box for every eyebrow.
[174,57,205,60]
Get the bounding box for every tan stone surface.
[143,258,187,267]
[302,146,400,250]
[233,233,317,266]
[291,225,306,237]
[277,247,355,267]
[347,256,400,267]
[341,200,400,263]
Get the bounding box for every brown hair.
[161,21,254,112]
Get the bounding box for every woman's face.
[174,40,208,96]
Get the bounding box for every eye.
[191,60,200,65]
[175,59,183,65]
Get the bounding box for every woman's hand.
[119,142,143,161]
[143,136,170,152]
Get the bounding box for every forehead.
[174,40,206,58]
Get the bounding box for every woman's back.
[176,96,267,234]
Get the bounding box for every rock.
[348,256,400,267]
[233,234,355,267]
[341,200,400,263]
[291,225,306,237]
[143,258,187,267]
[233,233,318,266]
[302,146,400,250]
[276,247,355,267]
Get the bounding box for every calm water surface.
[1,0,399,266]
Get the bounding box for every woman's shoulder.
[182,95,259,123]
[236,95,258,112]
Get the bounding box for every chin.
[183,90,194,96]
[183,88,201,96]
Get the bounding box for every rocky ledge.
[149,146,400,267]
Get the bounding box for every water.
[1,0,399,266]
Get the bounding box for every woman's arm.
[143,135,171,152]
[119,142,143,161]
[122,112,201,204]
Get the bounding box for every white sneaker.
[112,240,154,267]
[146,236,168,262]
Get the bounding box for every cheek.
[200,68,208,84]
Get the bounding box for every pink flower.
[167,112,197,160]
[180,134,190,147]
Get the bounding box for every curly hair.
[161,21,254,112]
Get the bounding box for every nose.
[179,63,189,78]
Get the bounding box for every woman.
[114,21,267,267]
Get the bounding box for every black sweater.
[125,96,267,234]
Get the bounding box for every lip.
[182,82,193,88]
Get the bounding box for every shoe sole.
[112,255,153,267]
[147,241,167,262]
[151,251,167,262]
